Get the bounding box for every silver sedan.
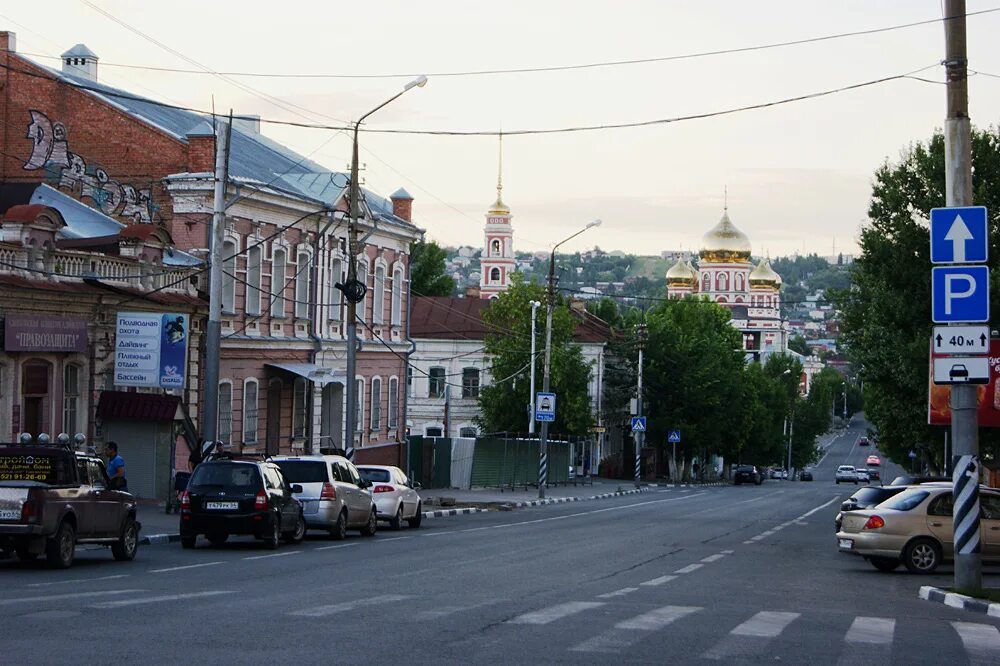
[356,465,423,530]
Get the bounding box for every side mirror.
[291,484,303,494]
[412,481,422,490]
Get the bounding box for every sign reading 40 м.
[115,312,189,389]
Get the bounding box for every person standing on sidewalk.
[105,441,128,492]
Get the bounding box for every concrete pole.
[528,300,540,435]
[202,118,230,450]
[343,123,361,460]
[634,324,645,488]
[944,0,981,591]
[538,260,555,499]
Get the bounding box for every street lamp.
[528,300,541,434]
[340,76,427,458]
[538,220,602,498]
[782,369,793,479]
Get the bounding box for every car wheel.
[390,505,404,531]
[836,480,840,484]
[112,519,139,561]
[46,520,76,569]
[284,514,306,544]
[408,503,423,529]
[330,510,348,540]
[869,556,901,572]
[903,538,942,574]
[181,536,197,549]
[263,514,281,550]
[207,532,229,547]
[360,509,378,537]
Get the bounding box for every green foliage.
[410,240,456,297]
[788,335,811,356]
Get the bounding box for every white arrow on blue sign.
[668,430,681,443]
[930,206,988,264]
[932,266,990,323]
[631,416,647,432]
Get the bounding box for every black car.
[799,468,814,481]
[733,465,763,485]
[833,485,908,531]
[888,475,949,486]
[180,457,306,549]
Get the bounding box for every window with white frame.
[388,377,398,429]
[271,248,286,317]
[373,264,386,324]
[246,245,262,315]
[391,266,403,326]
[428,367,446,398]
[329,257,343,320]
[295,251,311,319]
[355,378,364,431]
[459,426,477,438]
[462,367,480,399]
[292,377,307,438]
[243,379,258,444]
[222,240,237,313]
[370,377,381,431]
[62,364,80,434]
[489,267,501,283]
[218,382,233,445]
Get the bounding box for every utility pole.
[202,115,230,451]
[538,260,555,499]
[528,300,540,435]
[944,0,981,591]
[842,383,847,422]
[634,323,647,488]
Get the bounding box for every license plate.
[205,501,238,510]
[0,509,20,520]
[838,538,854,550]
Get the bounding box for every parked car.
[733,465,763,485]
[271,455,379,539]
[856,469,870,483]
[836,465,858,485]
[888,475,949,486]
[834,485,908,531]
[867,467,880,481]
[866,455,881,467]
[836,485,1000,573]
[799,468,814,482]
[356,465,423,529]
[179,456,307,549]
[0,440,140,568]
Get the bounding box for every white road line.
[243,551,302,561]
[616,605,702,631]
[721,550,734,554]
[674,564,703,574]
[701,554,726,563]
[290,594,410,618]
[90,591,233,609]
[149,561,224,573]
[379,536,412,542]
[27,574,130,588]
[845,617,895,644]
[730,611,800,637]
[796,496,842,520]
[508,601,605,625]
[314,543,359,551]
[1,590,144,605]
[420,532,451,537]
[640,575,677,587]
[597,587,638,599]
[952,622,1000,664]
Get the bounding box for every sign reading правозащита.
[115,312,188,389]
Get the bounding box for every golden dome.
[699,210,751,263]
[749,259,781,288]
[488,194,510,215]
[666,259,698,287]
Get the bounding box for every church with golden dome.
[667,208,787,357]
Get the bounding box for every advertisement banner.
[3,314,87,352]
[928,337,1000,427]
[115,312,188,389]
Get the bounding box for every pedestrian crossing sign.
[668,430,681,443]
[631,417,647,432]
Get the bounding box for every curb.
[500,486,650,510]
[421,507,491,519]
[139,533,181,546]
[919,585,1000,618]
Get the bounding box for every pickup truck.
[0,443,140,568]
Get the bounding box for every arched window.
[490,267,501,283]
[329,257,343,321]
[717,272,729,291]
[357,260,368,323]
[218,381,232,445]
[62,364,81,434]
[246,245,261,315]
[292,377,308,438]
[271,248,286,317]
[355,378,364,432]
[388,377,399,429]
[243,378,258,444]
[370,377,382,431]
[735,273,744,291]
[491,239,501,256]
[391,266,403,326]
[459,426,477,438]
[702,273,710,291]
[373,264,386,324]
[222,240,237,312]
[295,251,311,319]
[428,367,445,398]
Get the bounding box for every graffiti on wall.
[23,110,159,224]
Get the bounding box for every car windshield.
[0,452,71,484]
[850,488,896,505]
[838,466,855,472]
[879,490,930,512]
[189,463,261,491]
[359,468,391,483]
[274,461,327,484]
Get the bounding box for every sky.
[3,0,1000,258]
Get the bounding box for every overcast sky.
[4,1,1000,257]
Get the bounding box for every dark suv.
[733,465,763,485]
[180,457,306,549]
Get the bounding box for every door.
[980,492,1000,559]
[926,492,955,557]
[320,383,343,452]
[88,459,122,536]
[343,461,368,526]
[71,457,95,536]
[262,465,288,531]
[395,468,418,518]
[266,380,282,456]
[332,461,359,526]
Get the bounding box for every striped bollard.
[952,454,980,557]
[346,446,355,462]
[634,452,641,486]
[539,452,548,489]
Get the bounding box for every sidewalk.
[137,504,181,545]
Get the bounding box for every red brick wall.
[354,442,402,467]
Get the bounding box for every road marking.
[721,550,734,554]
[730,611,800,637]
[674,564,703,574]
[149,561,224,573]
[701,554,726,563]
[314,543,359,551]
[27,574,130,588]
[570,606,701,653]
[508,601,605,625]
[597,587,638,599]
[845,616,895,644]
[379,536,411,542]
[0,590,144,606]
[243,551,302,561]
[89,591,233,609]
[420,532,451,537]
[290,594,411,618]
[952,622,1000,664]
[640,575,677,587]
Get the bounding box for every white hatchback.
[356,465,423,530]
[836,465,859,485]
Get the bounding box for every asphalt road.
[2,419,998,665]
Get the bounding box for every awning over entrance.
[265,363,345,385]
[97,390,181,421]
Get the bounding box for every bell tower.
[479,134,516,299]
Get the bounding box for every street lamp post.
[538,220,602,498]
[341,76,427,458]
[528,300,541,434]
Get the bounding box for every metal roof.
[61,44,98,59]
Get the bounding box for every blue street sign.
[668,430,681,443]
[631,417,647,432]
[932,266,990,323]
[908,450,917,459]
[535,392,556,422]
[930,206,988,264]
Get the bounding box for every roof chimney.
[233,114,261,135]
[0,32,16,54]
[61,44,99,82]
[390,187,413,222]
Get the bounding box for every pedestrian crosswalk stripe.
[569,606,701,653]
[844,617,895,644]
[508,601,605,625]
[640,575,676,587]
[89,591,233,609]
[290,594,410,618]
[730,611,800,637]
[952,622,1000,665]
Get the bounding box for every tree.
[409,239,456,296]
[788,335,810,356]
[835,127,1000,468]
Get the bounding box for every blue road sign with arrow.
[930,206,988,264]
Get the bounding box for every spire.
[497,130,503,201]
[724,185,728,212]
